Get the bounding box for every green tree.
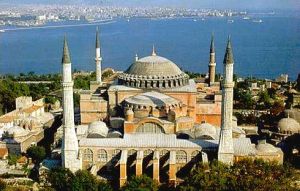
[240,91,254,109]
[178,159,299,191]
[27,146,46,164]
[7,154,20,166]
[47,167,74,191]
[70,170,99,191]
[121,175,159,191]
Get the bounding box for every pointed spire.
[62,35,71,64]
[96,27,100,48]
[223,36,234,64]
[152,45,157,56]
[210,33,215,53]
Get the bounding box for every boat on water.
[193,19,197,22]
[227,19,234,23]
[201,18,205,21]
[0,30,5,32]
[243,16,251,20]
[253,19,263,23]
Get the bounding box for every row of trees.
[36,159,299,191]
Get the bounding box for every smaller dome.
[256,142,280,153]
[87,121,108,138]
[7,126,29,138]
[194,123,217,140]
[278,117,300,134]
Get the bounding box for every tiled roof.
[0,115,16,123]
[22,105,43,113]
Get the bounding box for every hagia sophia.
[59,29,283,186]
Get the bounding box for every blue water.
[0,17,299,80]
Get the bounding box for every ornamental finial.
[152,45,157,56]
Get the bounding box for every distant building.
[276,74,288,83]
[0,97,55,155]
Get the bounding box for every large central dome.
[118,51,189,89]
[125,55,183,76]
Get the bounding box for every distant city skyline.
[1,0,300,11]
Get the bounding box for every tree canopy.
[178,159,299,191]
[27,146,46,164]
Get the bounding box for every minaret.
[61,36,81,172]
[95,27,102,84]
[208,34,216,85]
[218,37,234,164]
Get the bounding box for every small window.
[97,149,107,162]
[176,150,187,163]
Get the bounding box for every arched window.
[176,150,187,163]
[160,150,169,158]
[97,149,107,162]
[136,122,165,133]
[83,149,93,162]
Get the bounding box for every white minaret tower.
[218,37,234,164]
[208,34,216,85]
[95,27,102,84]
[61,37,81,172]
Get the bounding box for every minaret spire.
[218,36,234,165]
[95,27,102,84]
[223,36,234,64]
[152,45,157,56]
[61,36,81,172]
[62,36,71,64]
[208,33,216,85]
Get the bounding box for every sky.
[0,0,299,11]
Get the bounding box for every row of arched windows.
[82,149,200,164]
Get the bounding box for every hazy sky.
[1,0,300,10]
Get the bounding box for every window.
[83,149,93,162]
[97,149,107,162]
[160,150,169,157]
[136,122,165,133]
[176,150,187,163]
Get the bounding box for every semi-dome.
[87,121,108,138]
[278,117,300,134]
[124,91,181,108]
[118,51,189,89]
[7,126,29,138]
[256,142,280,153]
[194,123,217,140]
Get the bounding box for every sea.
[0,15,299,80]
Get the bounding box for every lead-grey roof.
[79,133,257,156]
[125,55,184,76]
[124,91,181,107]
[79,134,201,149]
